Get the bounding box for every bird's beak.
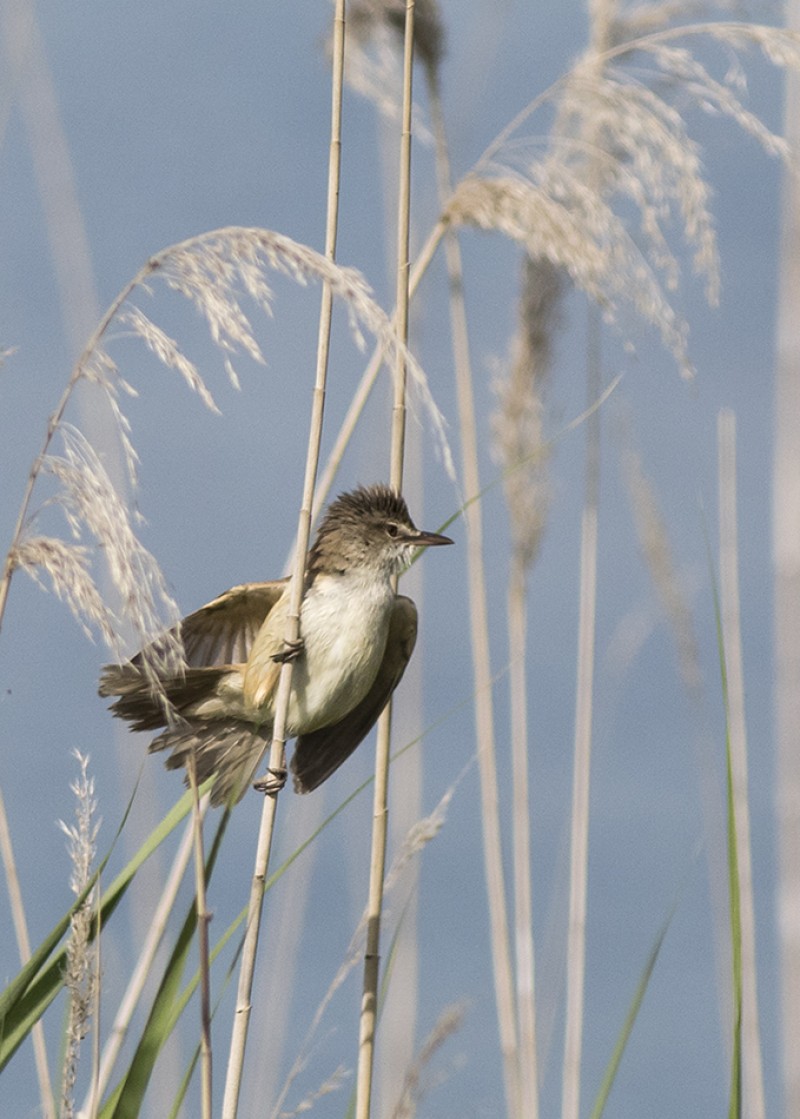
[409,528,454,548]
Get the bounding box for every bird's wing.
[101,582,288,751]
[133,580,289,669]
[291,595,418,793]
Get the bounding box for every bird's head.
[309,484,453,578]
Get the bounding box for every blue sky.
[0,3,788,1116]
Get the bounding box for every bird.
[99,484,453,805]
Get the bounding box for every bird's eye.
[386,522,399,538]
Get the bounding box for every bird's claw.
[271,636,305,664]
[253,766,288,796]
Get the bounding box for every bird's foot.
[271,636,305,664]
[253,765,288,796]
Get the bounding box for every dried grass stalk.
[59,752,100,1119]
[718,409,765,1119]
[356,4,417,1116]
[277,1066,351,1119]
[424,30,524,1117]
[561,311,602,1119]
[220,7,350,1115]
[272,778,459,1119]
[390,1001,468,1119]
[491,254,562,1119]
[0,786,56,1119]
[622,440,702,696]
[773,14,800,1110]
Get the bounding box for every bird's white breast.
[286,571,395,732]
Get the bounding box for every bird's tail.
[151,720,271,806]
[100,664,270,805]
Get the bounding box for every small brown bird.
[99,484,453,805]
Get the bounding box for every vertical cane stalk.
[0,787,56,1119]
[428,63,521,1119]
[220,4,346,1114]
[355,5,415,1117]
[562,309,601,1119]
[718,410,765,1119]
